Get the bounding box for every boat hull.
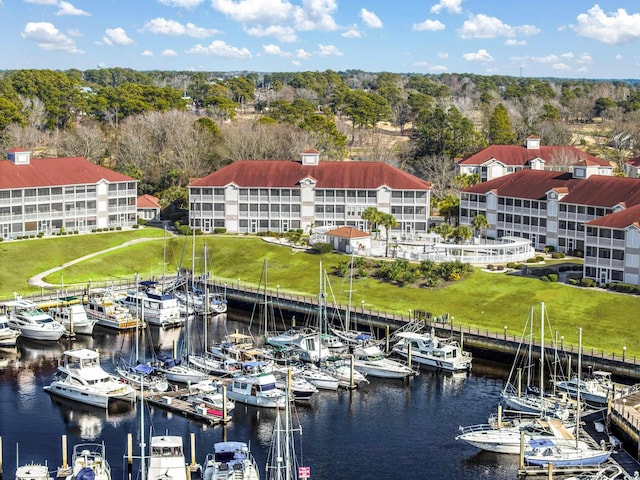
[44,381,135,409]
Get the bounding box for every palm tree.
[361,207,382,239]
[379,212,399,257]
[454,225,473,244]
[472,214,490,239]
[434,223,453,242]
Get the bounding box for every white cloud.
[360,8,382,28]
[437,51,448,59]
[577,52,593,64]
[56,1,89,15]
[577,66,588,73]
[342,29,361,38]
[67,28,82,37]
[459,13,539,39]
[24,0,58,4]
[413,19,445,31]
[532,54,559,63]
[295,48,311,59]
[462,48,493,62]
[143,18,219,38]
[21,21,84,53]
[244,25,297,42]
[101,27,134,46]
[551,63,571,70]
[141,50,154,57]
[317,44,342,56]
[161,49,178,56]
[615,54,622,60]
[505,39,526,46]
[572,5,640,45]
[212,0,338,32]
[186,39,252,58]
[430,0,462,14]
[561,52,574,59]
[158,0,204,7]
[262,43,288,56]
[413,60,448,72]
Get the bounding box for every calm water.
[0,311,520,480]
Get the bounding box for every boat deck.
[144,389,231,426]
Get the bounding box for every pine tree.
[488,103,517,145]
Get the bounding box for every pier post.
[0,435,3,480]
[127,433,133,480]
[190,433,196,468]
[385,325,390,354]
[408,343,412,369]
[62,435,68,469]
[519,431,525,470]
[547,462,553,479]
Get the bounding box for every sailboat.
[523,327,612,467]
[500,303,573,419]
[265,371,308,480]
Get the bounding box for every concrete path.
[28,237,161,288]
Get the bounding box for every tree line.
[1,67,639,211]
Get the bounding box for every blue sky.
[3,0,640,79]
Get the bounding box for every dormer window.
[526,136,541,149]
[300,149,320,165]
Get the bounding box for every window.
[613,230,624,240]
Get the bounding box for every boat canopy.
[76,467,95,480]
[134,364,155,374]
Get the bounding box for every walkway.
[28,237,161,288]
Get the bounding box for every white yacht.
[43,348,136,408]
[48,299,96,336]
[265,326,329,363]
[153,353,208,384]
[0,305,21,346]
[202,442,260,480]
[322,356,368,388]
[391,330,472,371]
[227,361,289,408]
[299,364,340,391]
[353,345,416,379]
[119,282,183,328]
[59,443,111,480]
[147,436,188,480]
[85,293,142,330]
[5,299,66,341]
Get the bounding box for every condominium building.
[456,135,613,182]
[0,149,138,239]
[188,150,431,236]
[459,162,640,285]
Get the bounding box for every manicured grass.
[3,230,640,356]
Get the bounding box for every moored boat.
[85,293,142,330]
[118,281,183,328]
[58,442,111,480]
[202,441,260,480]
[353,345,416,379]
[391,329,472,371]
[226,361,288,408]
[5,299,66,341]
[48,299,96,336]
[0,306,21,346]
[147,436,188,480]
[43,348,136,408]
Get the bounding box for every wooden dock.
[144,389,231,426]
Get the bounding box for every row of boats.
[0,279,228,344]
[455,302,634,478]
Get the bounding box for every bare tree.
[56,120,108,164]
[0,124,50,153]
[549,148,587,171]
[408,154,456,200]
[19,95,47,130]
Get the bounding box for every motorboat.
[16,463,52,480]
[456,416,576,455]
[59,443,111,480]
[322,356,368,388]
[5,299,66,341]
[553,371,621,406]
[0,306,21,346]
[299,364,340,391]
[273,369,318,401]
[153,353,207,384]
[353,345,416,379]
[202,442,260,480]
[391,329,472,371]
[118,282,183,328]
[265,326,329,363]
[48,299,96,336]
[43,348,136,408]
[524,437,611,467]
[85,293,142,330]
[147,436,188,480]
[226,361,288,408]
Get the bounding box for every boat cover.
[76,467,95,480]
[528,438,555,448]
[134,364,154,374]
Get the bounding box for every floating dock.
[144,389,231,426]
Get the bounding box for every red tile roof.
[189,160,431,190]
[462,170,640,207]
[137,194,161,208]
[0,156,134,189]
[456,145,610,167]
[586,204,640,229]
[326,226,370,239]
[627,157,640,167]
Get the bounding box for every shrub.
[37,232,44,238]
[526,257,538,263]
[496,265,504,271]
[74,230,79,234]
[580,278,597,287]
[540,276,550,282]
[487,264,494,270]
[310,242,333,254]
[536,255,545,262]
[568,278,579,285]
[137,218,147,225]
[608,283,640,295]
[551,252,565,259]
[178,225,191,236]
[214,227,227,234]
[132,224,139,229]
[544,245,555,253]
[547,273,558,282]
[116,226,122,230]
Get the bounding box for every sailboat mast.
[140,374,146,480]
[263,260,268,337]
[285,369,292,480]
[540,302,545,403]
[576,327,582,448]
[203,244,208,350]
[527,306,533,388]
[346,253,354,333]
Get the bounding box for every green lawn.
[2,229,639,357]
